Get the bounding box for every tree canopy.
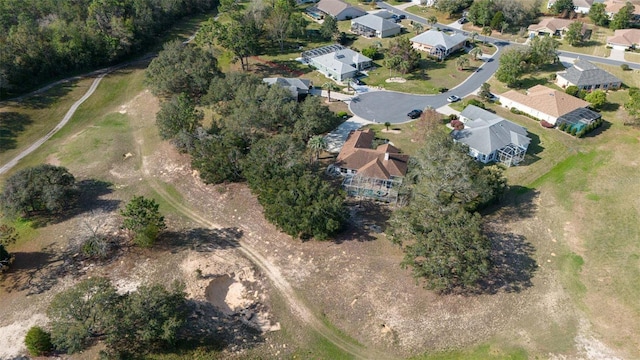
[0,0,217,95]
[156,93,204,152]
[385,37,421,74]
[145,40,220,99]
[0,164,78,217]
[495,48,529,87]
[121,196,166,247]
[589,3,609,26]
[610,2,635,30]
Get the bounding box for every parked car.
[487,93,498,101]
[407,109,423,119]
[447,95,461,103]
[398,14,406,20]
[458,17,467,24]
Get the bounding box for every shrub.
[336,111,348,118]
[621,63,630,71]
[448,114,459,120]
[565,85,580,97]
[438,87,448,93]
[558,122,567,131]
[571,127,578,136]
[25,326,53,356]
[466,99,485,109]
[450,119,464,130]
[540,120,554,128]
[361,46,378,59]
[577,129,586,138]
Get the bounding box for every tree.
[495,48,528,87]
[48,277,120,353]
[478,82,492,101]
[288,13,309,40]
[456,55,470,70]
[625,87,640,125]
[427,15,438,27]
[24,326,53,356]
[145,40,220,98]
[490,11,505,30]
[121,196,166,247]
[361,46,379,59]
[610,2,635,30]
[385,37,421,73]
[552,0,575,15]
[589,3,609,26]
[564,21,584,46]
[104,282,187,357]
[308,135,327,161]
[191,130,248,184]
[481,26,492,42]
[0,164,78,217]
[198,15,261,71]
[468,0,494,27]
[435,0,474,18]
[469,47,483,60]
[384,121,391,131]
[528,35,559,68]
[156,93,204,152]
[585,89,607,109]
[322,82,340,102]
[469,31,478,44]
[388,205,491,291]
[320,15,338,40]
[0,224,17,272]
[265,0,296,51]
[565,85,580,97]
[293,96,340,140]
[501,21,509,34]
[413,22,424,34]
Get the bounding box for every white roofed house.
[556,59,622,91]
[453,105,531,167]
[316,0,366,20]
[302,44,372,82]
[410,30,468,60]
[350,14,402,38]
[262,77,313,100]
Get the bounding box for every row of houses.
[547,0,640,17]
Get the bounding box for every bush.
[336,111,348,118]
[466,99,485,109]
[448,114,459,120]
[558,122,567,131]
[438,87,448,93]
[621,63,630,71]
[565,85,580,97]
[540,120,554,128]
[25,326,53,356]
[571,127,578,136]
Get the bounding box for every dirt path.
[0,74,106,175]
[138,147,391,359]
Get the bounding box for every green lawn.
[403,5,459,24]
[624,51,640,64]
[557,26,612,58]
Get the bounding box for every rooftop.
[410,29,468,49]
[557,59,621,87]
[351,13,401,32]
[501,85,590,118]
[336,129,409,179]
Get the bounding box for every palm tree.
[469,47,483,61]
[308,135,327,162]
[384,121,391,131]
[456,56,470,70]
[501,21,509,34]
[428,15,438,28]
[481,26,492,43]
[469,31,478,44]
[322,82,340,102]
[413,22,424,34]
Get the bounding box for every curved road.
[350,2,640,124]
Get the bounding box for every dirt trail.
[138,150,392,360]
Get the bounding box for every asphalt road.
[350,2,638,124]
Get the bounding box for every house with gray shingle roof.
[262,77,312,100]
[316,0,366,20]
[410,30,468,60]
[350,13,401,38]
[453,105,531,167]
[303,45,372,82]
[556,59,621,91]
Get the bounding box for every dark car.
[458,17,467,24]
[398,14,406,20]
[407,109,423,119]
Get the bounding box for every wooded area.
[0,0,217,95]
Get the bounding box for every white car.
[447,95,461,103]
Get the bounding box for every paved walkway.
[324,116,373,153]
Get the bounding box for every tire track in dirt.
[139,156,393,360]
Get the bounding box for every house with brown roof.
[316,0,366,20]
[527,18,586,38]
[333,129,409,203]
[604,0,640,19]
[607,28,640,50]
[499,85,591,125]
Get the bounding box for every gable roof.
[606,28,640,46]
[556,59,621,87]
[410,30,467,50]
[501,85,590,118]
[351,14,401,32]
[309,47,372,76]
[372,10,395,19]
[263,77,311,90]
[453,105,531,155]
[336,129,409,179]
[527,18,579,33]
[317,0,365,17]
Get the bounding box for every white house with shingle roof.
[453,105,531,166]
[316,0,366,20]
[500,85,591,125]
[527,18,586,38]
[556,59,621,91]
[606,28,640,50]
[350,13,401,38]
[303,45,372,82]
[410,30,467,60]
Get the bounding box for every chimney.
[384,152,389,161]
